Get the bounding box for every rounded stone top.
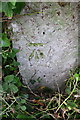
[10,2,78,90]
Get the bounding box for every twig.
[2,97,10,107]
[56,78,78,113]
[1,11,43,23]
[0,99,16,116]
[47,113,57,120]
[55,80,61,106]
[45,97,56,110]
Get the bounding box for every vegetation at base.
[0,1,25,17]
[0,1,80,120]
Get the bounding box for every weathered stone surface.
[10,3,78,90]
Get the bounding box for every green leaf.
[10,0,17,6]
[12,76,22,87]
[65,87,71,95]
[17,114,28,119]
[15,104,20,110]
[76,114,80,119]
[74,73,79,81]
[0,33,10,47]
[2,2,13,17]
[4,75,14,83]
[20,99,26,104]
[13,2,25,14]
[10,2,16,6]
[67,100,77,108]
[2,82,8,91]
[11,60,20,66]
[74,73,79,78]
[17,114,36,120]
[21,105,26,111]
[9,84,18,93]
[9,48,19,59]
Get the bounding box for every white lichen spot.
[11,23,19,32]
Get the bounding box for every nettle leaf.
[4,75,14,83]
[9,83,18,93]
[2,2,13,17]
[1,33,10,47]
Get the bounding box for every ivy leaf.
[2,82,8,91]
[4,75,14,83]
[9,48,19,59]
[11,60,20,66]
[10,0,17,6]
[9,84,18,93]
[13,2,25,14]
[0,33,10,47]
[2,2,13,17]
[10,2,16,6]
[12,76,22,87]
